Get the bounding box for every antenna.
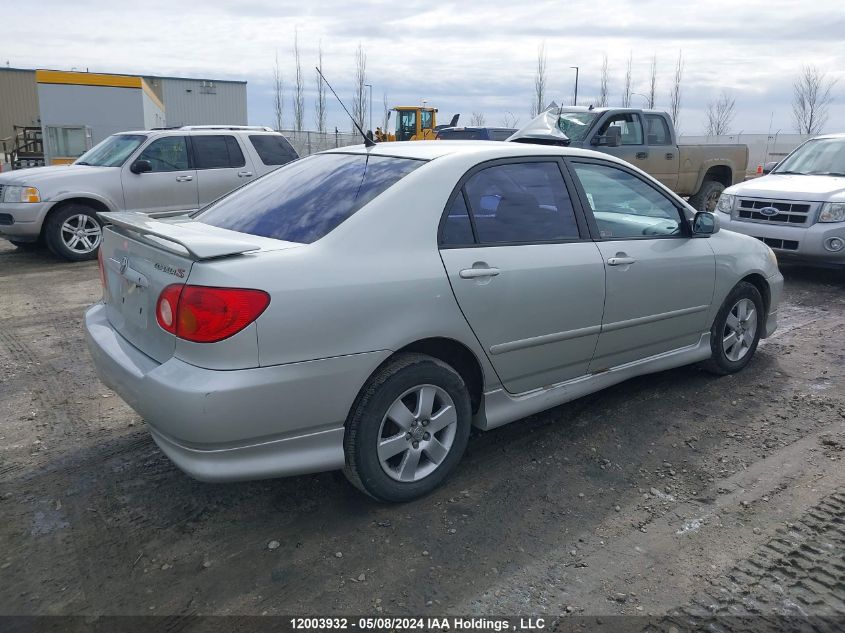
[315,67,375,148]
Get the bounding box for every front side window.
[448,162,580,244]
[775,138,845,176]
[597,114,643,145]
[75,134,146,167]
[645,115,671,146]
[420,110,433,131]
[192,135,245,169]
[196,153,423,244]
[137,136,190,172]
[571,162,683,239]
[249,135,297,166]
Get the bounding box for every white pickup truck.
[0,126,298,261]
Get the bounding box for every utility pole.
[365,83,373,132]
[570,66,579,106]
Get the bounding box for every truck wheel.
[689,180,725,213]
[343,353,472,503]
[702,282,764,375]
[44,203,103,261]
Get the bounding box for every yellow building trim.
[36,69,142,89]
[140,78,165,112]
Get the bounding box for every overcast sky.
[5,0,845,136]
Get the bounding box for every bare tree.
[292,29,304,131]
[272,51,284,131]
[704,91,736,136]
[501,111,519,128]
[382,92,391,130]
[351,43,367,132]
[314,41,326,132]
[621,52,633,107]
[598,54,609,107]
[669,50,684,130]
[647,54,657,108]
[792,65,837,135]
[470,111,486,126]
[530,42,548,117]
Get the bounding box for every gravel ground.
[0,240,843,624]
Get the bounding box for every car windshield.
[556,111,598,142]
[774,137,845,176]
[438,129,486,140]
[74,134,147,167]
[195,153,424,244]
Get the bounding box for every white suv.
[0,126,298,260]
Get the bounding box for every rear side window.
[441,162,580,245]
[192,135,246,169]
[249,134,298,165]
[645,115,671,145]
[196,153,423,243]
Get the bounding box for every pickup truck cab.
[0,126,298,261]
[715,133,845,267]
[511,107,749,213]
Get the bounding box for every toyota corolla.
[85,141,783,502]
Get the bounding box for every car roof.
[811,132,845,140]
[115,128,281,136]
[324,140,625,163]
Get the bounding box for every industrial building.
[0,67,247,168]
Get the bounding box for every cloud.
[5,0,845,135]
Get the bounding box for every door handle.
[459,266,501,279]
[237,171,253,178]
[175,175,193,182]
[607,256,636,266]
[665,152,674,160]
[635,151,648,159]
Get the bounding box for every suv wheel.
[45,203,103,261]
[343,353,472,502]
[702,282,764,375]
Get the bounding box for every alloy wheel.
[376,384,458,482]
[723,297,758,361]
[60,214,101,254]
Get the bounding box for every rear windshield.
[195,153,424,243]
[438,129,486,140]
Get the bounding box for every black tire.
[9,239,42,250]
[343,353,472,503]
[44,203,102,262]
[688,179,725,213]
[702,282,765,375]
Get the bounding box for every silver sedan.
[85,141,783,502]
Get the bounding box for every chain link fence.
[278,129,362,157]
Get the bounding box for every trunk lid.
[98,212,297,363]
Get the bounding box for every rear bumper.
[718,211,845,266]
[763,271,783,338]
[84,303,390,482]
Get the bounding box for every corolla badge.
[759,206,779,217]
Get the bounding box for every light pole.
[631,92,651,108]
[570,66,579,106]
[365,83,373,132]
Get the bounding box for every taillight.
[156,284,270,343]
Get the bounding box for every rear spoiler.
[98,212,260,260]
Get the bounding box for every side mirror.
[692,211,719,236]
[762,161,779,175]
[130,159,152,174]
[593,128,622,148]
